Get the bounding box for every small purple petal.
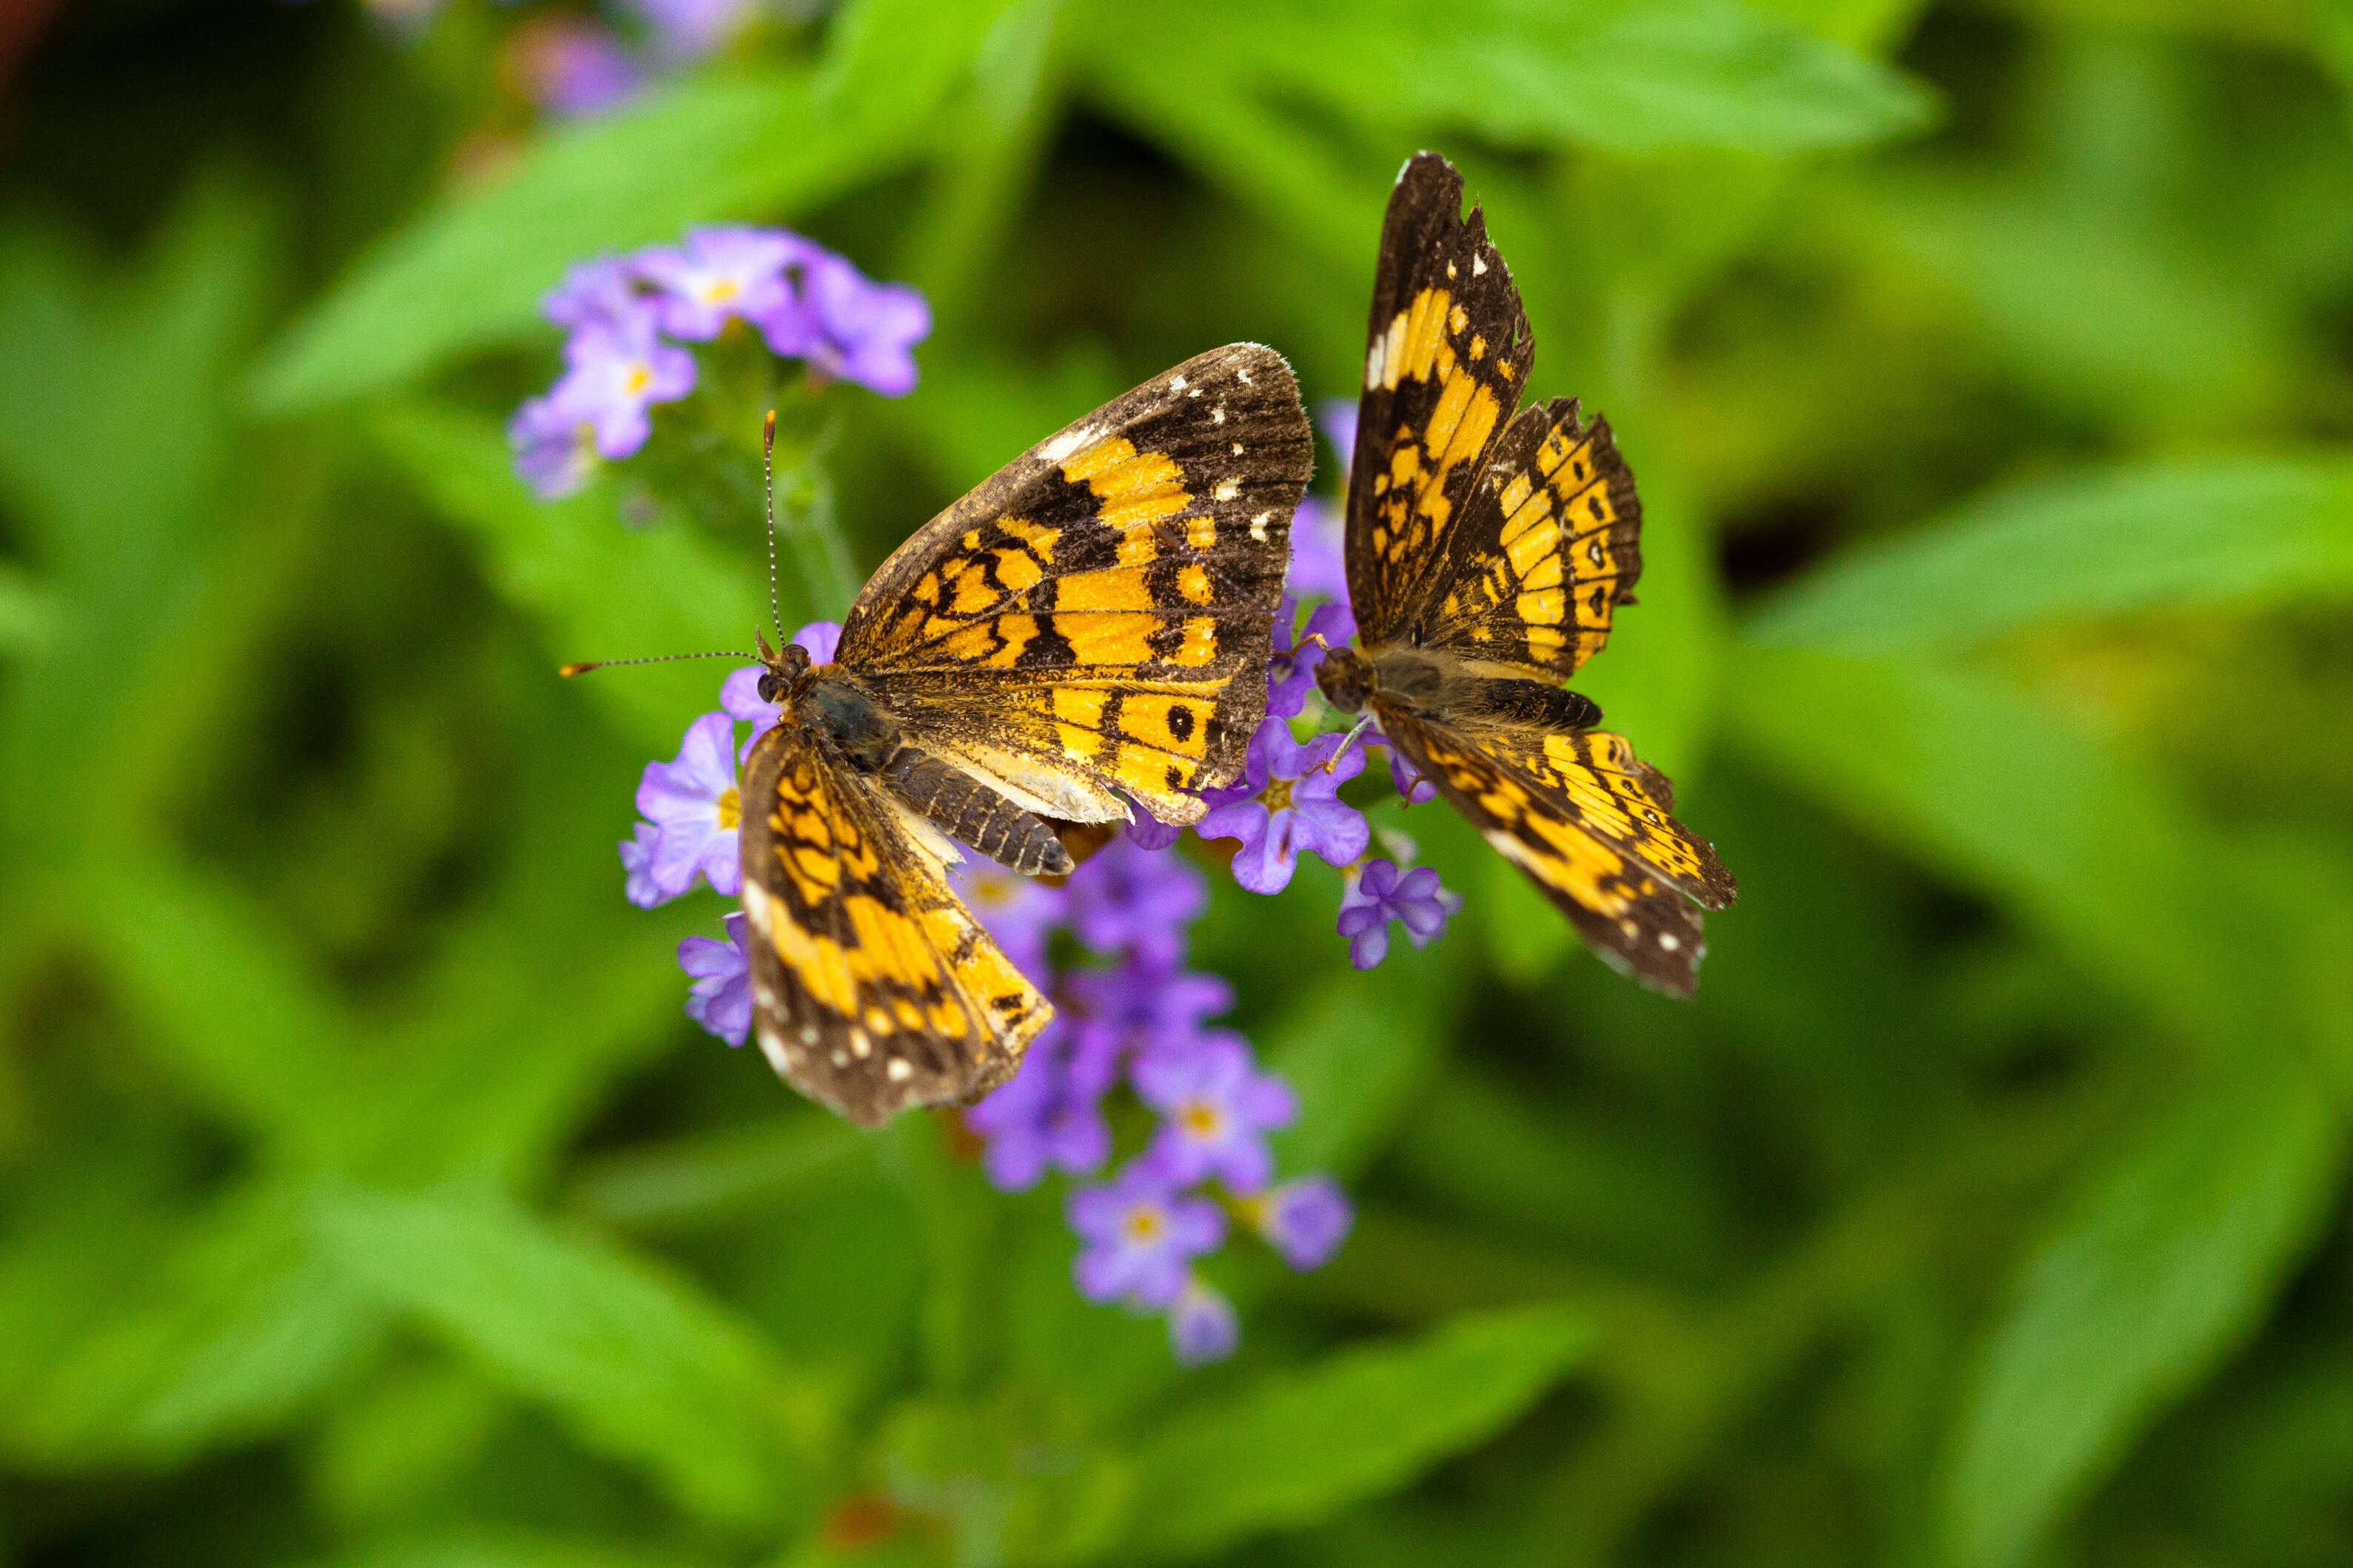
[1336,857,1461,970]
[678,911,753,1046]
[620,821,667,908]
[543,255,651,334]
[1318,397,1357,480]
[1386,742,1438,806]
[1255,1175,1353,1270]
[793,620,842,665]
[636,710,743,898]
[514,18,645,118]
[508,391,597,500]
[1133,1032,1295,1194]
[550,320,698,461]
[1169,1276,1240,1366]
[634,225,798,342]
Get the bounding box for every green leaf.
[1746,457,2353,652]
[304,1530,711,1568]
[1941,1060,2343,1568]
[250,0,1017,414]
[309,1185,837,1531]
[369,401,762,754]
[0,1182,380,1467]
[567,1114,867,1233]
[1721,649,2257,1040]
[1262,959,1448,1180]
[0,560,52,654]
[1078,0,1933,169]
[1111,1306,1594,1560]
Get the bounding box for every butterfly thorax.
[1316,643,1603,733]
[798,670,902,773]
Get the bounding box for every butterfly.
[739,344,1311,1123]
[1313,153,1736,995]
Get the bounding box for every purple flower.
[1124,801,1184,851]
[543,255,651,334]
[620,820,665,909]
[1065,835,1206,968]
[679,912,753,1046]
[1249,1175,1354,1270]
[634,226,799,342]
[508,391,597,500]
[512,18,645,118]
[793,619,842,665]
[1318,397,1357,480]
[551,320,696,461]
[1069,1161,1225,1309]
[1336,858,1462,969]
[1195,719,1370,895]
[1133,1031,1296,1193]
[776,246,931,397]
[719,664,781,757]
[1169,1276,1240,1365]
[627,0,756,58]
[1286,497,1351,608]
[1266,596,1356,719]
[967,1021,1113,1190]
[1383,741,1438,806]
[635,711,742,900]
[1073,959,1242,1067]
[950,858,1067,978]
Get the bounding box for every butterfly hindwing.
[737,713,1049,1125]
[1346,152,1534,647]
[836,343,1310,824]
[1379,703,1733,996]
[1420,396,1642,679]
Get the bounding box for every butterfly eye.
[757,673,784,704]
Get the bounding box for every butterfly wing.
[1414,395,1642,680]
[737,713,1050,1125]
[836,343,1311,826]
[1379,704,1735,996]
[1344,151,1533,647]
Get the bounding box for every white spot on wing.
[1038,424,1098,465]
[1472,254,1488,276]
[756,1027,791,1077]
[1211,406,1226,425]
[1213,477,1241,501]
[887,1058,913,1082]
[1659,933,1681,951]
[1171,374,1188,391]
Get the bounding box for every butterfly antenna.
[762,409,784,645]
[558,650,755,678]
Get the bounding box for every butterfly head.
[1315,645,1374,715]
[755,631,814,704]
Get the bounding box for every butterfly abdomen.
[884,747,1073,877]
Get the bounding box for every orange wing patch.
[1420,397,1642,680]
[1379,705,1733,996]
[738,716,1049,1125]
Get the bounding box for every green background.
[5,0,2353,1563]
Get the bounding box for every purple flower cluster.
[510,228,930,499]
[958,832,1354,1365]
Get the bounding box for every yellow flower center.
[624,363,651,394]
[1122,1205,1165,1245]
[1261,776,1295,813]
[716,787,740,831]
[1181,1100,1224,1139]
[703,277,740,304]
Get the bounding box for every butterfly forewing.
[1346,152,1534,647]
[836,343,1309,826]
[737,713,1049,1125]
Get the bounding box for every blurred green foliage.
[4,0,2353,1564]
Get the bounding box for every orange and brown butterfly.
[734,344,1311,1123]
[1313,153,1736,995]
